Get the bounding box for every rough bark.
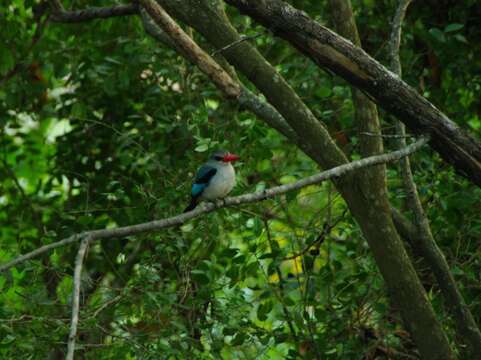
[151,1,454,358]
[224,0,481,188]
[139,0,240,98]
[327,0,386,225]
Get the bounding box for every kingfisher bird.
[184,150,240,212]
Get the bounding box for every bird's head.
[210,150,240,164]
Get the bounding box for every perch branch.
[0,137,428,273]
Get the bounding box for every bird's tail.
[184,197,198,213]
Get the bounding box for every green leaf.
[231,333,246,346]
[221,248,239,258]
[194,144,209,152]
[259,252,275,260]
[223,327,236,336]
[191,270,210,285]
[257,301,273,321]
[454,34,468,44]
[468,117,481,130]
[429,28,446,42]
[284,297,295,307]
[0,46,14,75]
[444,23,464,33]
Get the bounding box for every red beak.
[223,153,240,162]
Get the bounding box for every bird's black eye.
[215,155,223,161]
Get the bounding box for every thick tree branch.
[327,0,387,228]
[388,1,481,355]
[50,2,138,23]
[139,4,297,141]
[66,236,90,360]
[157,0,349,171]
[0,137,428,273]
[140,7,174,47]
[139,0,240,98]
[224,0,481,187]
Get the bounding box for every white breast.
[201,163,235,200]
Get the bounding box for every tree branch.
[66,236,91,360]
[50,2,139,23]
[211,33,263,56]
[224,0,481,187]
[139,0,240,98]
[388,0,412,77]
[139,6,298,142]
[388,1,481,355]
[0,137,428,273]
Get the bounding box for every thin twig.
[211,33,264,56]
[283,209,347,260]
[66,236,91,360]
[0,137,429,273]
[360,132,414,139]
[388,0,412,77]
[90,295,122,319]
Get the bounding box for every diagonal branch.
[211,33,264,56]
[50,1,138,23]
[0,137,428,273]
[139,6,297,141]
[66,236,91,360]
[139,0,240,98]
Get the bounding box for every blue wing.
[191,165,217,198]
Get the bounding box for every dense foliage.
[1,0,480,358]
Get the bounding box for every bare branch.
[0,137,428,273]
[140,7,174,47]
[66,236,91,360]
[360,132,414,139]
[388,0,412,77]
[50,3,138,23]
[139,0,241,98]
